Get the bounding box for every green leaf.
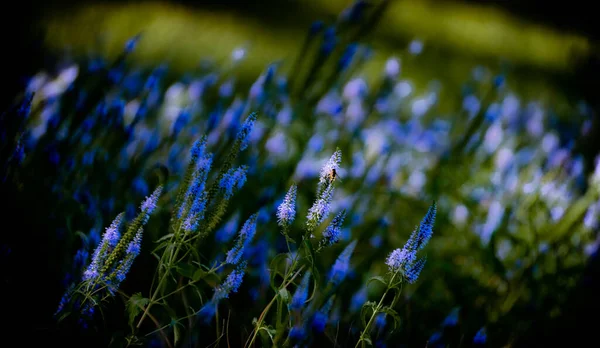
[75,230,88,243]
[363,301,377,308]
[57,311,71,323]
[269,253,291,290]
[172,319,181,345]
[360,301,376,327]
[367,276,387,287]
[363,336,373,346]
[154,233,175,244]
[381,306,401,330]
[303,239,316,265]
[202,272,222,287]
[278,288,291,304]
[126,293,149,328]
[176,262,196,279]
[193,268,207,282]
[303,239,321,289]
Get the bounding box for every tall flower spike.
[415,201,436,250]
[307,183,334,231]
[214,261,247,302]
[179,156,212,216]
[141,185,163,214]
[320,210,346,248]
[405,257,426,284]
[83,213,124,281]
[277,184,297,227]
[175,137,207,216]
[225,214,258,265]
[104,213,124,248]
[100,186,162,276]
[219,166,248,200]
[237,112,257,151]
[318,149,342,194]
[190,137,207,164]
[328,240,357,286]
[110,228,143,285]
[126,228,143,257]
[385,247,415,272]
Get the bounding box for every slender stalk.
[137,229,185,329]
[355,272,398,348]
[117,290,173,348]
[245,264,306,348]
[153,263,223,304]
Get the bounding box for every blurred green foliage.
[39,0,593,114]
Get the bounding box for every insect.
[328,168,342,183]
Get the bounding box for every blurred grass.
[39,0,593,114]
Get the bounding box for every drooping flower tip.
[113,257,136,284]
[416,201,436,250]
[219,166,248,199]
[214,261,247,301]
[239,213,258,240]
[126,228,143,256]
[405,257,426,284]
[277,184,297,226]
[225,214,258,265]
[237,112,257,151]
[321,210,346,247]
[196,152,213,173]
[141,185,163,214]
[190,137,208,161]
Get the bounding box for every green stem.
[137,230,185,329]
[246,264,306,348]
[356,272,398,348]
[153,264,221,304]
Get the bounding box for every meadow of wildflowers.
[1,1,599,347]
